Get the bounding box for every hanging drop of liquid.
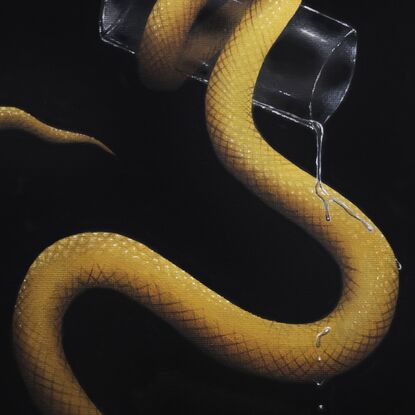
[308,120,374,232]
[317,403,326,412]
[315,326,332,348]
[315,380,325,387]
[396,259,403,271]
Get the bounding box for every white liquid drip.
[314,327,330,387]
[309,121,374,232]
[396,259,403,271]
[314,344,327,412]
[252,102,374,233]
[315,326,332,348]
[314,355,327,389]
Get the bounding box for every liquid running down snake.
[4,1,398,414]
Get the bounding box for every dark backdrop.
[0,1,413,414]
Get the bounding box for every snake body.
[9,1,398,414]
[0,107,113,154]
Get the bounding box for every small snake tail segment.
[13,1,399,414]
[0,107,114,155]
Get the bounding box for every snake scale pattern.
[1,0,399,414]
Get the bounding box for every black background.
[0,1,413,414]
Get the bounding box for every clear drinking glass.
[99,0,357,125]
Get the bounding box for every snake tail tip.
[73,135,116,157]
[97,141,116,157]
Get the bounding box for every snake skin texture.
[0,107,113,154]
[12,0,398,414]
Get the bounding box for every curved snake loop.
[7,1,398,414]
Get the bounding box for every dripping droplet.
[315,379,325,387]
[396,259,403,271]
[308,120,373,232]
[315,326,332,348]
[317,403,326,412]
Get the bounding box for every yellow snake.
[8,1,398,414]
